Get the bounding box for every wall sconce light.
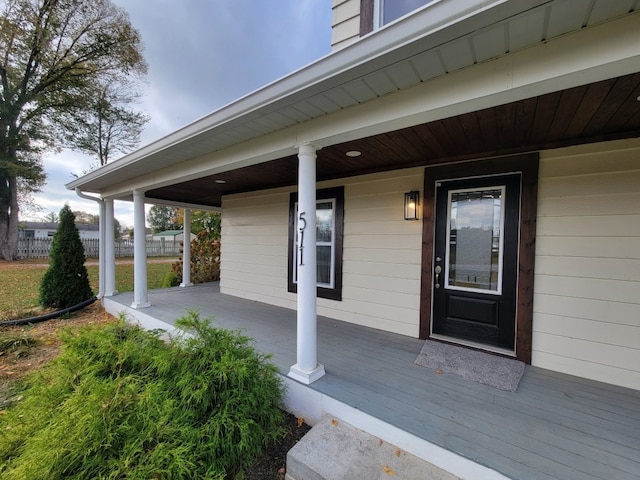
[404,191,420,220]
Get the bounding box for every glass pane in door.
[446,187,504,293]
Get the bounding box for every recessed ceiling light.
[215,179,226,184]
[346,150,361,157]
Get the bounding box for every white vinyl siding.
[533,139,640,390]
[220,191,293,308]
[331,0,361,50]
[220,169,424,337]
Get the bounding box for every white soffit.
[67,0,639,193]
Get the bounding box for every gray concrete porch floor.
[105,283,640,480]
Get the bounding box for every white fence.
[18,238,182,259]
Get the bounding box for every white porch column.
[180,208,193,287]
[288,143,325,384]
[74,188,104,298]
[131,190,150,309]
[103,198,118,296]
[97,200,106,298]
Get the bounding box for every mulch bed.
[245,413,312,479]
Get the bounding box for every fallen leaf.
[297,417,305,428]
[435,369,443,375]
[383,465,396,476]
[379,439,383,446]
[395,449,401,457]
[0,410,5,415]
[331,419,339,426]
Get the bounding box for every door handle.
[434,265,442,289]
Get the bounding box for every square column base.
[288,363,326,385]
[131,301,151,309]
[179,282,193,288]
[103,290,119,297]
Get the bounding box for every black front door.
[432,174,521,350]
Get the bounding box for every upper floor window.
[361,0,436,34]
[379,0,436,25]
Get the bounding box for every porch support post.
[180,208,193,287]
[131,190,150,309]
[288,143,325,384]
[74,188,104,298]
[103,198,118,296]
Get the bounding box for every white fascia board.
[302,11,640,148]
[97,11,640,199]
[95,128,301,199]
[66,0,544,193]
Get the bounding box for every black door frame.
[419,153,539,364]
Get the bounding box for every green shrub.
[39,205,93,309]
[162,270,180,288]
[0,311,284,479]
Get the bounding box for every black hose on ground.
[0,296,98,327]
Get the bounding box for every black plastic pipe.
[0,296,98,327]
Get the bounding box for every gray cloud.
[30,0,331,226]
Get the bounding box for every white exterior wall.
[534,139,640,390]
[31,228,99,239]
[78,229,100,240]
[220,190,291,306]
[331,0,361,50]
[34,228,55,238]
[220,169,424,337]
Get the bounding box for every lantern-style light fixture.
[404,191,420,220]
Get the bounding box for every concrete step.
[286,416,460,480]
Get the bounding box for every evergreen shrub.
[0,310,284,479]
[162,270,180,287]
[39,205,93,309]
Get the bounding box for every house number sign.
[298,211,306,266]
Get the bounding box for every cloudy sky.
[28,0,332,228]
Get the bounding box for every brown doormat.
[415,340,525,392]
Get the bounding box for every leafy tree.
[41,211,59,223]
[172,231,221,285]
[72,210,99,224]
[147,205,180,233]
[66,79,149,169]
[39,205,93,308]
[174,209,221,238]
[0,0,147,260]
[17,173,44,219]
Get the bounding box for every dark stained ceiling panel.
[147,73,640,208]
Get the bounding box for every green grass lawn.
[0,260,174,319]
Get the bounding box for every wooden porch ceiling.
[147,72,640,208]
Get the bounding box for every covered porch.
[104,283,640,480]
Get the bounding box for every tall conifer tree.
[40,205,93,308]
